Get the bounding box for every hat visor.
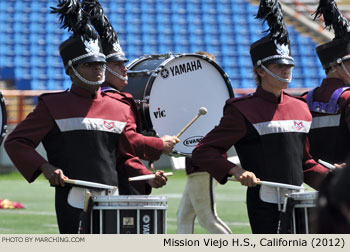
[265,57,295,66]
[106,55,129,62]
[75,55,106,64]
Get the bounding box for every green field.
[0,170,251,234]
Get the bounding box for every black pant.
[55,187,82,234]
[246,186,280,234]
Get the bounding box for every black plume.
[313,0,350,40]
[256,0,289,45]
[82,0,118,43]
[51,0,98,41]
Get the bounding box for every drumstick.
[175,107,207,138]
[318,159,336,170]
[227,177,304,190]
[128,172,173,181]
[64,179,117,190]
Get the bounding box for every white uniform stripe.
[253,120,311,136]
[311,115,341,129]
[55,117,126,134]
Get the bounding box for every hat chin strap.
[70,64,105,85]
[106,65,128,81]
[337,57,350,79]
[260,64,292,83]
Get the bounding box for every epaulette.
[103,91,124,100]
[39,89,69,98]
[101,86,133,99]
[226,92,255,104]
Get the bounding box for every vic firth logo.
[294,121,304,131]
[153,108,166,118]
[169,60,203,77]
[183,136,203,147]
[104,120,115,130]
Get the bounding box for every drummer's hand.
[334,163,346,169]
[40,163,68,187]
[161,135,180,154]
[147,170,168,188]
[229,166,260,187]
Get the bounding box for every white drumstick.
[64,179,117,190]
[227,177,304,190]
[128,172,173,182]
[175,107,207,138]
[318,159,336,170]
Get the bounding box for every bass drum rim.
[0,91,7,146]
[127,55,176,134]
[128,53,234,101]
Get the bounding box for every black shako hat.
[313,0,350,69]
[51,0,106,73]
[83,0,128,62]
[250,0,294,67]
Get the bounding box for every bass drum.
[124,53,234,156]
[0,91,7,146]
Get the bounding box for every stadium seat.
[0,0,325,90]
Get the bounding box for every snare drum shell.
[289,192,318,234]
[92,208,165,234]
[91,195,168,234]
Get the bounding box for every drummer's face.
[259,63,293,94]
[106,61,128,91]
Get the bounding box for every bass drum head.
[0,92,7,146]
[148,54,233,155]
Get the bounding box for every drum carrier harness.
[306,87,350,114]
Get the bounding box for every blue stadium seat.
[0,0,326,90]
[290,78,304,89]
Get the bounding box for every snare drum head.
[148,55,233,155]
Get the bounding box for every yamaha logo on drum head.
[160,68,170,78]
[183,136,203,147]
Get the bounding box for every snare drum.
[0,91,7,146]
[91,195,167,234]
[289,191,318,234]
[124,53,234,156]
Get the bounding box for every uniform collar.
[100,84,120,93]
[70,84,102,99]
[255,86,284,104]
[320,78,347,90]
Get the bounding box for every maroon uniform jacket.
[303,78,350,165]
[192,87,328,233]
[101,85,154,194]
[5,85,163,186]
[192,86,328,188]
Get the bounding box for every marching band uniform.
[192,0,328,233]
[305,79,350,164]
[102,86,154,195]
[83,0,163,195]
[4,0,165,233]
[192,87,328,233]
[303,0,350,166]
[5,85,163,233]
